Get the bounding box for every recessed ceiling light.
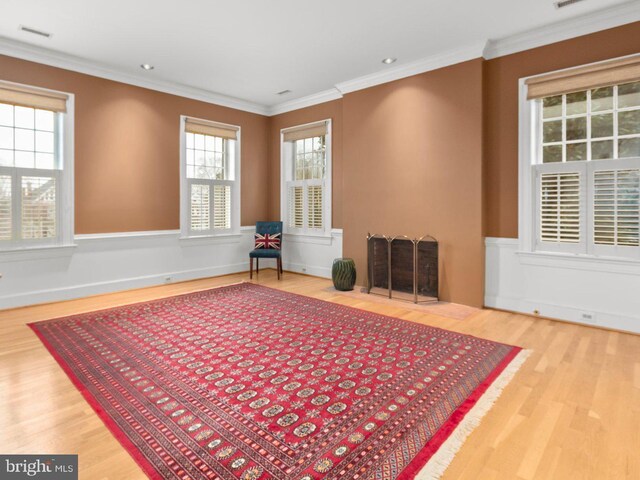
[140,64,154,71]
[382,58,397,65]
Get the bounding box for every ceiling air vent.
[19,25,52,38]
[277,90,292,96]
[554,0,586,9]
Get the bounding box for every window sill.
[516,250,640,275]
[0,244,77,262]
[179,233,243,246]
[75,230,179,242]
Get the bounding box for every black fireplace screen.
[367,234,438,303]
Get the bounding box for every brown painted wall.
[484,21,640,238]
[268,62,485,306]
[0,54,270,233]
[268,100,343,228]
[4,21,638,306]
[342,59,485,307]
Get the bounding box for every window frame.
[519,72,640,262]
[179,115,241,238]
[0,83,74,252]
[279,119,332,238]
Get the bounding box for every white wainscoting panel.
[281,229,343,278]
[485,237,640,334]
[0,227,343,310]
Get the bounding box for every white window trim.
[518,73,640,263]
[519,77,537,254]
[279,118,332,238]
[0,84,74,254]
[179,115,241,239]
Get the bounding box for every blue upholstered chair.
[250,221,283,280]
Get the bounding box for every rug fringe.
[415,349,532,480]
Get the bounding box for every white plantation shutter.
[190,183,210,231]
[212,184,231,229]
[0,175,11,240]
[187,181,234,234]
[593,169,640,247]
[307,185,323,229]
[21,175,57,239]
[539,172,582,244]
[288,185,303,229]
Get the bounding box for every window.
[0,80,72,250]
[539,85,640,163]
[524,55,640,260]
[281,120,331,236]
[180,116,240,237]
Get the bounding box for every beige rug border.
[416,349,532,479]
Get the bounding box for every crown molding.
[483,0,640,59]
[334,41,487,95]
[1,1,638,118]
[0,36,270,116]
[268,88,342,116]
[267,42,486,115]
[270,3,640,114]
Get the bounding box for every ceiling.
[0,0,637,112]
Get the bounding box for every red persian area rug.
[29,283,528,480]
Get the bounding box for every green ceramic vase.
[332,258,356,291]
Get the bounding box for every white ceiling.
[0,0,637,112]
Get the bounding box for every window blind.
[288,186,303,228]
[0,175,11,240]
[307,185,323,229]
[0,80,68,113]
[212,184,231,229]
[190,183,210,231]
[526,53,640,100]
[594,169,640,246]
[185,118,238,140]
[540,172,581,243]
[283,121,328,142]
[21,175,56,239]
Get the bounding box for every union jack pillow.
[254,233,281,250]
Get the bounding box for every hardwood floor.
[1,271,638,479]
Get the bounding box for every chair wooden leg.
[249,257,253,279]
[277,257,281,280]
[279,257,283,276]
[256,258,259,274]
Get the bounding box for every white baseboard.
[283,261,331,278]
[0,262,249,309]
[484,294,640,334]
[485,237,640,334]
